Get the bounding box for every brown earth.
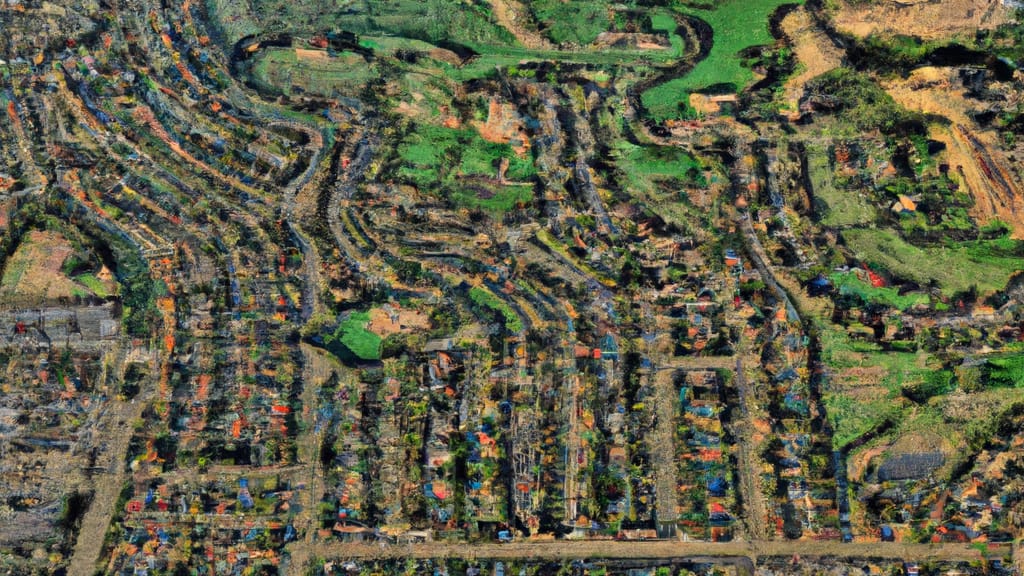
[593,32,670,51]
[473,99,531,155]
[366,306,431,338]
[832,0,1011,40]
[487,0,555,50]
[0,230,96,303]
[781,7,843,114]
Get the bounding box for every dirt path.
[649,368,680,531]
[286,343,341,575]
[487,0,555,50]
[295,538,982,564]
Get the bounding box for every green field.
[641,0,801,121]
[650,12,686,59]
[449,184,534,213]
[397,123,536,188]
[807,145,875,227]
[820,329,947,449]
[327,311,382,361]
[250,49,378,97]
[75,273,116,298]
[841,228,1023,295]
[530,0,611,45]
[614,141,702,197]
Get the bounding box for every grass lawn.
[614,141,702,197]
[75,273,117,298]
[398,123,537,212]
[807,144,875,227]
[328,311,382,361]
[250,49,378,97]
[642,0,802,121]
[650,11,686,59]
[841,228,1023,295]
[820,328,946,449]
[449,184,533,214]
[530,0,611,45]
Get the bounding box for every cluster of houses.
[677,370,736,541]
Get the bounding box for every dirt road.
[297,539,983,564]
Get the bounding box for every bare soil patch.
[487,0,554,50]
[782,7,843,114]
[366,305,431,338]
[0,230,91,303]
[832,0,1011,40]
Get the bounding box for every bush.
[804,68,926,134]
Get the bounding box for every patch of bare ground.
[0,230,96,302]
[781,7,842,114]
[487,0,554,50]
[831,0,1011,41]
[593,32,670,51]
[883,67,1024,237]
[472,99,531,155]
[366,305,431,338]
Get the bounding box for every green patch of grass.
[250,49,378,97]
[650,12,685,59]
[469,286,523,332]
[841,228,1022,295]
[398,124,537,208]
[530,0,611,45]
[642,0,802,120]
[825,392,900,451]
[75,273,115,298]
[807,145,875,227]
[984,355,1024,388]
[614,141,702,197]
[820,328,947,449]
[830,271,929,310]
[326,311,382,361]
[449,184,533,214]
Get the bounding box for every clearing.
[883,67,1024,238]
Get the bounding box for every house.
[332,524,373,542]
[608,445,627,468]
[880,525,895,542]
[891,195,917,215]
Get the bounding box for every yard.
[326,311,382,361]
